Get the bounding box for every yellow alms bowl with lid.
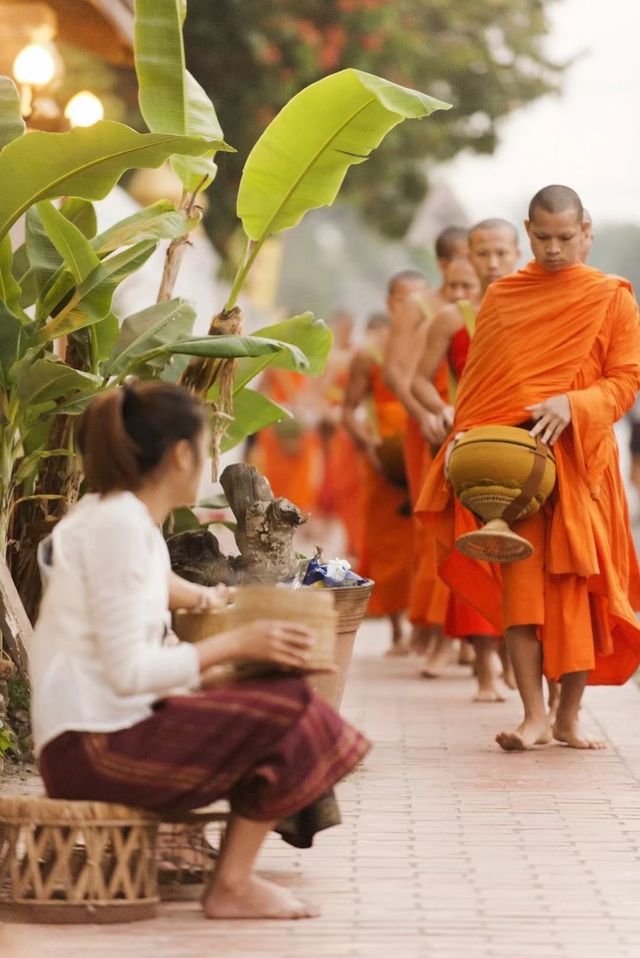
[447,425,556,563]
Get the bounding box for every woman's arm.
[168,571,231,612]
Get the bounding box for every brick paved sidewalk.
[3,621,640,958]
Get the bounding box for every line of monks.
[254,184,640,753]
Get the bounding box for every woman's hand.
[193,583,233,613]
[197,619,315,673]
[526,395,572,446]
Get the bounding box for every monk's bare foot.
[386,641,410,658]
[552,720,607,750]
[459,641,476,667]
[547,681,561,724]
[410,626,435,656]
[498,646,516,690]
[204,874,320,920]
[474,683,506,704]
[420,639,458,678]
[496,717,552,752]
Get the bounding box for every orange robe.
[406,361,450,627]
[254,370,323,513]
[358,363,413,617]
[417,261,640,683]
[317,364,364,558]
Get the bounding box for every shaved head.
[469,219,519,246]
[435,226,469,262]
[528,185,584,225]
[387,269,426,297]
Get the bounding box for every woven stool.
[0,796,160,923]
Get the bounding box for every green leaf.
[36,201,198,321]
[22,198,99,310]
[0,120,232,240]
[232,312,332,394]
[13,448,74,486]
[105,298,197,376]
[36,200,100,283]
[42,241,156,340]
[0,236,22,315]
[91,311,120,363]
[163,335,309,365]
[221,387,289,452]
[0,77,25,149]
[0,301,29,390]
[14,358,99,406]
[135,0,228,190]
[237,69,450,241]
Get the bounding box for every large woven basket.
[0,797,159,923]
[309,581,373,708]
[173,584,338,679]
[447,425,556,563]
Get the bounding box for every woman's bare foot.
[496,717,552,752]
[204,874,320,920]
[420,638,458,678]
[552,719,607,750]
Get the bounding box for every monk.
[252,369,323,514]
[582,209,594,261]
[317,310,362,559]
[343,297,413,655]
[417,184,640,750]
[411,219,520,699]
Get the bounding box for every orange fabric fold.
[416,262,640,683]
[357,365,413,616]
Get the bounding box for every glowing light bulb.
[64,91,104,128]
[13,44,57,88]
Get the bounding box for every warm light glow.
[64,91,104,128]
[12,44,57,88]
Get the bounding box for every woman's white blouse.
[30,491,200,755]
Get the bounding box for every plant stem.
[225,236,259,311]
[157,178,208,303]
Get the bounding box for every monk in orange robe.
[253,369,323,513]
[417,185,640,751]
[316,311,363,560]
[384,258,481,676]
[411,219,520,699]
[343,326,413,654]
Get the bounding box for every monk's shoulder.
[432,303,463,333]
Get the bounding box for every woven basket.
[0,797,159,923]
[173,584,338,679]
[309,581,374,709]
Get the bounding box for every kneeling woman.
[31,382,370,920]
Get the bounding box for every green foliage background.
[182,0,565,256]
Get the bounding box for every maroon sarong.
[39,676,369,826]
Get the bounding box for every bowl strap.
[501,438,550,524]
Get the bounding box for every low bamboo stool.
[157,804,229,901]
[0,796,160,923]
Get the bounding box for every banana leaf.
[220,387,290,452]
[36,201,198,321]
[237,69,450,243]
[14,357,100,406]
[0,77,25,150]
[0,121,232,241]
[105,298,197,377]
[0,237,22,316]
[135,0,227,190]
[42,241,157,340]
[229,313,332,397]
[143,334,309,366]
